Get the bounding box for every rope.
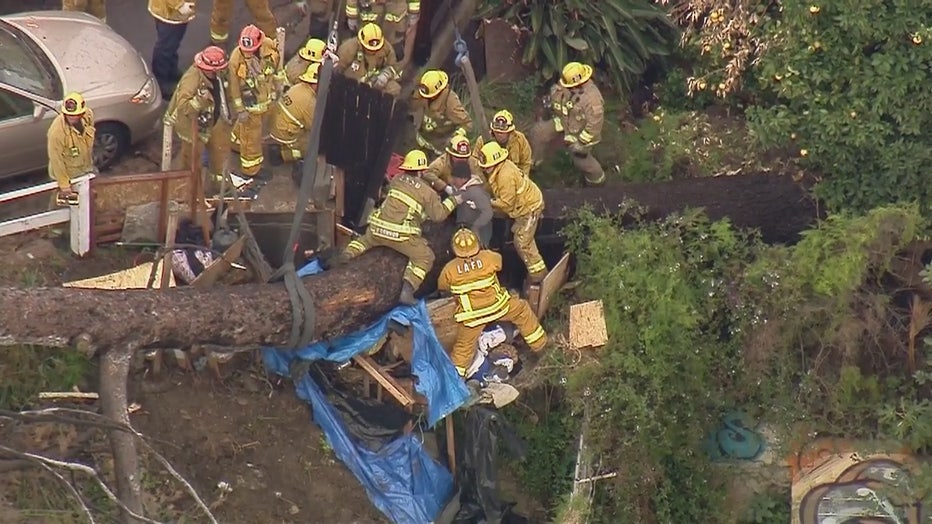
[268,0,346,350]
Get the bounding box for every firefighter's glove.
[56,188,78,206]
[236,111,249,123]
[443,185,455,196]
[347,18,358,31]
[294,0,308,15]
[178,2,195,17]
[373,69,392,89]
[565,136,587,155]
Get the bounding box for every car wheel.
[93,122,130,172]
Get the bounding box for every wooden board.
[534,252,572,317]
[385,297,458,364]
[353,355,414,408]
[569,300,608,350]
[63,261,175,290]
[191,235,246,288]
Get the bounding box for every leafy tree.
[746,0,931,213]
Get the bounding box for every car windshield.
[0,21,61,99]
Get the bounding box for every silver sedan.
[0,10,163,180]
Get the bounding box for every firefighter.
[47,93,95,205]
[267,62,320,182]
[209,0,287,46]
[337,150,459,305]
[529,62,606,186]
[148,0,196,99]
[285,38,325,86]
[164,46,232,188]
[438,227,547,378]
[423,132,483,194]
[474,109,533,177]
[62,0,106,22]
[476,142,548,283]
[345,0,419,60]
[296,0,334,39]
[335,23,401,96]
[228,25,285,193]
[411,69,472,156]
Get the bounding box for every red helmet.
[194,46,228,72]
[239,25,264,52]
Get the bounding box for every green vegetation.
[554,206,931,521]
[0,346,92,410]
[478,0,676,92]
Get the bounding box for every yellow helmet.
[298,38,326,62]
[446,134,472,158]
[358,23,384,52]
[418,70,449,99]
[477,141,508,169]
[62,92,86,116]
[560,62,593,88]
[452,228,480,258]
[298,62,321,84]
[490,109,515,133]
[399,149,428,171]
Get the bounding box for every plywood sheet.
[63,261,175,290]
[569,300,608,350]
[535,252,571,317]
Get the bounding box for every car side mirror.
[32,103,48,121]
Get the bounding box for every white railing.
[0,173,95,256]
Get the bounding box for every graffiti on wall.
[791,439,929,524]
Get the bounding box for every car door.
[0,85,57,178]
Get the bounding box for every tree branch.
[35,459,97,524]
[99,349,143,524]
[0,407,219,524]
[0,444,160,524]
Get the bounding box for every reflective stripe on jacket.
[438,250,511,327]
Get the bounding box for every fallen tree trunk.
[541,173,819,244]
[0,174,818,353]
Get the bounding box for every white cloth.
[478,326,507,353]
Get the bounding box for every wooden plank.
[569,300,608,350]
[159,213,179,291]
[92,170,189,186]
[352,355,414,407]
[70,175,95,257]
[63,261,173,290]
[0,209,69,237]
[535,252,571,317]
[161,122,173,171]
[0,181,58,204]
[191,236,246,288]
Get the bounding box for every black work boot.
[399,281,417,306]
[291,160,305,188]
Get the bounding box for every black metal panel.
[320,75,411,228]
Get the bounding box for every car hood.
[7,12,150,99]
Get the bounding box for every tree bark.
[541,173,820,245]
[0,175,818,353]
[99,350,144,523]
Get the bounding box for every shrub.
[746,0,932,214]
[478,0,677,93]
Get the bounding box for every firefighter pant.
[343,231,434,288]
[267,135,305,165]
[513,211,547,278]
[152,20,188,92]
[62,0,106,21]
[529,119,605,185]
[450,296,547,372]
[173,122,232,181]
[231,112,266,176]
[210,0,277,44]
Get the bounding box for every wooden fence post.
[69,174,95,257]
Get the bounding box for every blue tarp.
[262,260,470,523]
[285,369,454,523]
